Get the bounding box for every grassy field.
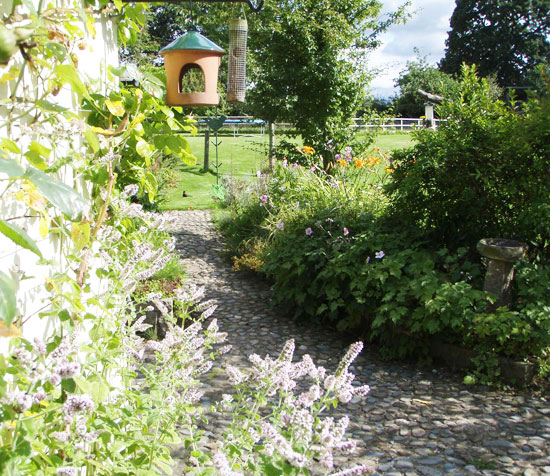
[160,132,414,210]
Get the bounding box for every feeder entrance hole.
[179,63,206,94]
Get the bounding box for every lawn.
[160,132,415,210]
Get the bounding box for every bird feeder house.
[160,30,225,107]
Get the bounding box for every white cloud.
[368,0,456,97]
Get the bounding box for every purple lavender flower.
[56,468,78,476]
[56,360,81,379]
[5,391,33,410]
[32,388,47,404]
[63,394,95,415]
[12,347,33,366]
[335,342,363,378]
[51,431,71,442]
[328,464,372,476]
[33,338,46,355]
[212,451,243,476]
[305,227,313,236]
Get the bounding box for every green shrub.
[217,98,550,380]
[465,261,550,359]
[386,65,550,259]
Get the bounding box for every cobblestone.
[165,210,550,476]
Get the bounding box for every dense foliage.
[218,67,550,383]
[387,65,550,259]
[440,0,550,89]
[393,54,459,117]
[124,0,409,165]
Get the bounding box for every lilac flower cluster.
[121,183,139,199]
[114,196,176,232]
[63,394,95,416]
[221,339,371,474]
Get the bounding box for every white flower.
[374,250,385,259]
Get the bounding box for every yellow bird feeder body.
[160,30,225,107]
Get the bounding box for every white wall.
[0,2,119,352]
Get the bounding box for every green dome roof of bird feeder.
[159,31,225,54]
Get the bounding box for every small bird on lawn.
[182,190,188,197]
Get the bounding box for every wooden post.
[268,121,275,171]
[204,128,210,171]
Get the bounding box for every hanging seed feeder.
[227,17,248,103]
[160,29,225,107]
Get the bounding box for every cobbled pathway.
[165,210,550,476]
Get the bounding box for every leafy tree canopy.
[248,0,409,164]
[394,53,460,117]
[440,0,550,89]
[122,0,410,160]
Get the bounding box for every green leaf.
[70,222,90,251]
[105,99,125,117]
[0,138,21,154]
[54,64,88,98]
[29,141,51,159]
[143,172,158,201]
[24,168,87,221]
[36,99,70,114]
[0,157,24,177]
[0,271,17,326]
[45,41,67,62]
[0,219,42,257]
[84,128,100,154]
[262,463,284,476]
[74,374,110,403]
[136,139,154,163]
[24,152,48,170]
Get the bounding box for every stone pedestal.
[477,238,527,309]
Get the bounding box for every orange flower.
[338,159,347,166]
[302,146,314,155]
[354,158,363,168]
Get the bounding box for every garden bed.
[430,341,536,386]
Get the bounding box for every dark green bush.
[386,65,550,259]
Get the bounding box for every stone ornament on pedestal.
[477,238,527,309]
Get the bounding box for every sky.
[368,0,457,98]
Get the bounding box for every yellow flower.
[384,166,394,174]
[354,158,363,168]
[302,146,314,155]
[338,159,347,166]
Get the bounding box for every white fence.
[352,117,442,131]
[194,116,440,136]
